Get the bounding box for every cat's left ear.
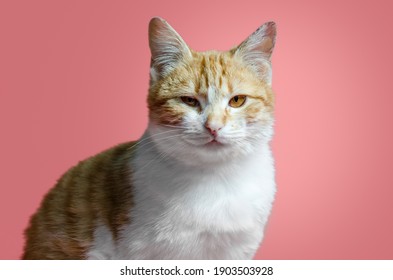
[149,17,192,82]
[233,22,277,85]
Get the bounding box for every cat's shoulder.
[63,141,137,176]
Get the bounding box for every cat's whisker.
[182,129,200,133]
[127,129,184,151]
[155,143,180,164]
[182,134,210,139]
[139,140,180,170]
[159,124,190,129]
[135,134,184,152]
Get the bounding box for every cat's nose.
[204,123,222,137]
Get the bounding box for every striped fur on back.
[23,142,135,259]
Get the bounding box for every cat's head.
[146,17,276,165]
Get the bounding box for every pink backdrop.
[1,0,393,259]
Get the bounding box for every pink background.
[1,0,393,259]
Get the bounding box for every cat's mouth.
[205,139,224,147]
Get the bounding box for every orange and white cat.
[23,17,277,259]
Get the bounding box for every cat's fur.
[23,17,277,259]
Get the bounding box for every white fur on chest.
[87,141,275,260]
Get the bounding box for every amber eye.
[229,95,246,108]
[181,96,199,107]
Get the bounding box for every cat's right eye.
[180,96,200,107]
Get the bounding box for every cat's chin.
[168,140,252,167]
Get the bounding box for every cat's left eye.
[229,95,247,108]
[180,96,200,107]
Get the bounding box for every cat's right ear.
[149,17,192,82]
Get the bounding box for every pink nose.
[205,124,222,137]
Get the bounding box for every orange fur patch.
[23,142,135,259]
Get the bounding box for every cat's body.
[89,131,274,259]
[23,18,277,259]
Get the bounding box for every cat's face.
[146,18,276,165]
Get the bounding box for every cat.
[23,17,277,260]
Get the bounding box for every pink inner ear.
[257,37,274,56]
[237,21,276,59]
[230,22,276,85]
[250,22,276,56]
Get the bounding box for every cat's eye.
[181,96,200,107]
[229,95,247,108]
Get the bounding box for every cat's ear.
[149,17,192,82]
[233,22,277,85]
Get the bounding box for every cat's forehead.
[191,52,234,96]
[169,51,263,98]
